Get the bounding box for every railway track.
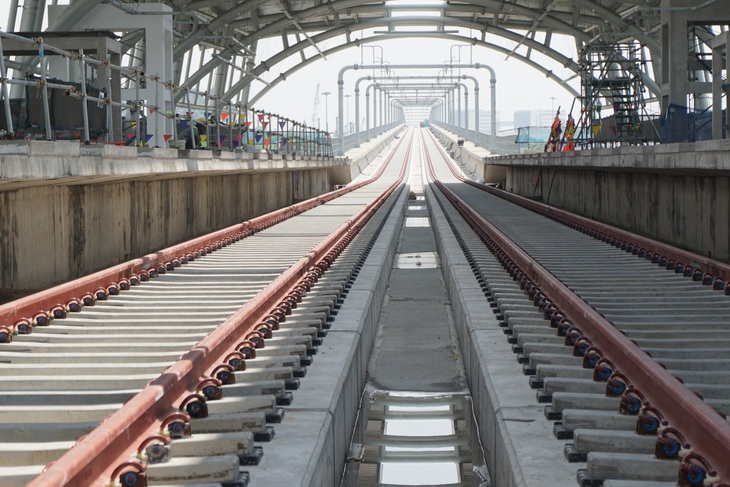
[421,128,730,487]
[0,131,411,486]
[3,125,730,487]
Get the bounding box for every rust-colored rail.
[421,130,730,485]
[24,132,412,486]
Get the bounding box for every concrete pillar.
[712,32,730,139]
[660,0,730,142]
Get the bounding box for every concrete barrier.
[428,184,576,487]
[250,185,408,486]
[328,125,405,186]
[429,124,507,185]
[0,141,347,301]
[490,140,730,264]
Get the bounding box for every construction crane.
[311,83,320,128]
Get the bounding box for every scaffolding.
[576,42,659,148]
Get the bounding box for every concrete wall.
[0,140,337,300]
[430,124,507,185]
[328,126,405,186]
[496,140,730,263]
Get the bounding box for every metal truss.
[8,0,665,108]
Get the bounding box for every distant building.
[514,110,554,128]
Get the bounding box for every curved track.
[421,127,730,487]
[0,131,412,487]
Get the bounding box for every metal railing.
[431,121,520,156]
[0,32,333,157]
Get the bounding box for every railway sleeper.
[0,374,159,391]
[222,380,286,397]
[0,403,121,423]
[0,420,99,443]
[602,481,676,487]
[145,455,244,486]
[238,354,300,369]
[0,389,141,406]
[0,341,199,354]
[551,392,621,414]
[560,409,637,434]
[565,429,657,463]
[579,451,679,484]
[516,333,565,346]
[0,465,44,487]
[22,332,214,343]
[191,412,269,437]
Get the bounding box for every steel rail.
[420,130,730,484]
[0,130,403,334]
[27,131,413,487]
[432,141,730,285]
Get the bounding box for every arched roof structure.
[9,0,669,107]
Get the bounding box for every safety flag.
[164,134,172,142]
[221,113,229,122]
[255,134,263,144]
[145,134,153,142]
[279,121,286,128]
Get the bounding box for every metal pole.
[365,89,370,141]
[474,85,480,147]
[38,43,53,140]
[337,79,344,154]
[135,73,141,146]
[355,86,360,146]
[78,50,90,142]
[229,101,233,150]
[489,75,496,154]
[106,63,114,143]
[456,83,461,134]
[0,36,15,135]
[464,87,469,132]
[204,92,210,148]
[215,99,221,150]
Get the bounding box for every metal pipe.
[78,49,90,142]
[0,36,15,135]
[135,72,141,147]
[339,63,496,152]
[38,43,53,140]
[365,88,370,141]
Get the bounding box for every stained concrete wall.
[496,141,730,263]
[0,168,330,301]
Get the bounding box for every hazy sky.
[253,35,580,131]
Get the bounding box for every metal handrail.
[0,32,333,156]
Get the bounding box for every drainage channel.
[343,135,488,486]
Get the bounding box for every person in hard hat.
[180,121,204,149]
